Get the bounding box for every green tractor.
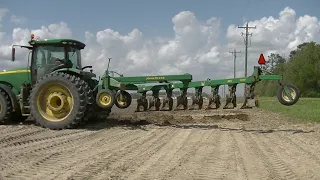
[0,34,130,129]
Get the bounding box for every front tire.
[29,72,87,130]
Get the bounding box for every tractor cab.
[12,34,88,85]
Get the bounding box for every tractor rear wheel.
[0,89,13,124]
[29,72,87,129]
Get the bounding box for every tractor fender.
[0,83,19,112]
[55,68,82,75]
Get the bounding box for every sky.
[1,0,320,95]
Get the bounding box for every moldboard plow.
[1,35,300,130]
[115,64,300,113]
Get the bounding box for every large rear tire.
[0,88,14,124]
[29,72,87,130]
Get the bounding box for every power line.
[229,49,241,78]
[238,23,256,77]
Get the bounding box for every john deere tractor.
[0,34,128,129]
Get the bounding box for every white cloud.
[0,7,320,96]
[0,8,8,22]
[10,15,27,25]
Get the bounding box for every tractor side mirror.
[11,48,16,61]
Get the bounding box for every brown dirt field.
[1,99,320,180]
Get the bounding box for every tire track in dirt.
[0,128,48,146]
[102,128,199,180]
[64,128,173,180]
[1,129,87,149]
[175,130,236,180]
[235,132,275,180]
[132,129,209,179]
[0,125,33,135]
[265,133,320,179]
[223,131,248,180]
[245,132,299,180]
[3,127,147,180]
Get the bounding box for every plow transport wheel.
[277,82,300,106]
[29,72,87,130]
[115,90,132,109]
[96,89,115,110]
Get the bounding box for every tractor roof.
[28,38,86,49]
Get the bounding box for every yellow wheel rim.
[116,96,126,105]
[98,92,112,107]
[36,83,74,122]
[282,88,296,102]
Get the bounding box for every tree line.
[255,41,320,97]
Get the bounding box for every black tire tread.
[277,82,300,106]
[29,72,87,129]
[0,88,14,124]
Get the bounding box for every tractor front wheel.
[277,82,300,106]
[115,90,132,109]
[29,72,87,129]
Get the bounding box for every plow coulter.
[1,34,300,130]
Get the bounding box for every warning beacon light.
[258,53,266,65]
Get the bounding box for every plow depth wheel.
[277,82,300,106]
[96,89,115,110]
[30,72,87,129]
[115,90,132,109]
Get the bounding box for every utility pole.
[229,49,241,78]
[238,22,256,77]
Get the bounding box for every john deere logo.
[146,76,165,80]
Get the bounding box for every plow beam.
[206,85,221,110]
[189,87,204,110]
[223,84,237,109]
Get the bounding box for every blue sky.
[1,0,319,41]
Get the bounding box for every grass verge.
[258,97,320,123]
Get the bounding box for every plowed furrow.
[238,132,274,180]
[35,128,157,180]
[146,129,210,180]
[98,128,195,180]
[160,129,215,180]
[190,131,237,180]
[265,133,320,179]
[1,128,136,174]
[4,128,146,180]
[229,132,248,180]
[0,130,94,173]
[247,132,299,180]
[121,128,198,180]
[284,134,320,164]
[66,128,173,180]
[0,129,48,146]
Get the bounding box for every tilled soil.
[1,100,320,180]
